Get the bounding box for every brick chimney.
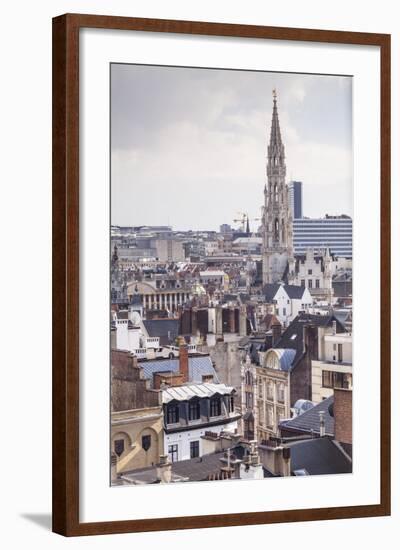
[271,322,282,346]
[334,388,352,445]
[179,344,189,383]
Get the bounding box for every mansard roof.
[162,383,234,404]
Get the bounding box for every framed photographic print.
[52,14,391,536]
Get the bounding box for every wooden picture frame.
[52,13,391,536]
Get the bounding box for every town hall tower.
[262,90,294,284]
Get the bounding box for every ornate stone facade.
[262,90,294,285]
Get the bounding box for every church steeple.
[262,90,294,285]
[267,89,286,181]
[269,89,283,151]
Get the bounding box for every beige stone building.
[111,349,164,474]
[111,406,164,473]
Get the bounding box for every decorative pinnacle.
[272,88,277,100]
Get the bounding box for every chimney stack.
[179,344,189,383]
[271,322,282,346]
[319,411,326,437]
[156,454,172,483]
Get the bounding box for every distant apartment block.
[293,216,352,258]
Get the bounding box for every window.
[322,370,333,388]
[168,444,178,462]
[142,434,151,451]
[114,439,125,457]
[308,269,313,275]
[190,440,200,458]
[333,372,351,389]
[301,279,305,286]
[245,371,253,386]
[210,396,221,417]
[188,400,200,421]
[283,307,286,316]
[315,279,320,289]
[276,308,279,315]
[267,405,274,428]
[308,279,313,288]
[267,381,274,400]
[338,343,343,363]
[230,394,235,412]
[245,391,253,409]
[277,383,285,403]
[167,404,180,424]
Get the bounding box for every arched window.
[281,219,285,243]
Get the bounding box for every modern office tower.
[288,180,303,219]
[293,215,353,258]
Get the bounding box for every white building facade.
[162,383,241,462]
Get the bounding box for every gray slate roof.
[121,446,274,483]
[262,283,306,301]
[289,437,352,476]
[280,395,334,435]
[139,356,218,386]
[142,319,180,345]
[284,285,307,299]
[274,313,346,367]
[262,284,281,302]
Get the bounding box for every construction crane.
[233,212,248,232]
[233,212,261,235]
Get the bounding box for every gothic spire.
[268,89,285,166]
[270,89,282,147]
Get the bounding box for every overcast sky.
[111,64,352,231]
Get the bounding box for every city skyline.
[111,64,353,231]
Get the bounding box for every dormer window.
[167,404,179,424]
[188,400,200,421]
[210,396,222,417]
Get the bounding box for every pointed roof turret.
[246,215,250,235]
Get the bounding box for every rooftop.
[139,356,218,386]
[288,436,351,476]
[162,383,235,403]
[280,395,334,436]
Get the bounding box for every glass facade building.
[288,180,303,219]
[293,216,353,258]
